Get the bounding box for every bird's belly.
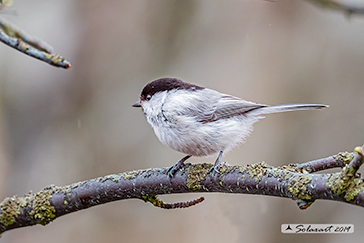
[157,128,220,156]
[152,118,254,157]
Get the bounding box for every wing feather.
[202,95,266,123]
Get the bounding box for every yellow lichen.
[186,163,210,191]
[99,174,121,183]
[326,166,364,201]
[288,174,313,200]
[1,187,58,227]
[121,170,139,180]
[28,190,56,226]
[245,162,269,182]
[51,54,66,64]
[0,196,21,226]
[334,152,355,165]
[141,195,163,207]
[17,39,29,51]
[238,165,247,174]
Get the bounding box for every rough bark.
[0,147,363,234]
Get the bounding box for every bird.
[132,77,328,178]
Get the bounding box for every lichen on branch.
[0,147,363,234]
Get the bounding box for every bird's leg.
[209,151,223,177]
[168,155,192,178]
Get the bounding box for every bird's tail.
[254,104,328,115]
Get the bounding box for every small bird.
[133,78,328,177]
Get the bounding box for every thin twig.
[0,18,53,53]
[0,18,71,69]
[348,146,364,171]
[295,152,355,173]
[305,0,364,15]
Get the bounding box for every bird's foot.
[209,162,229,177]
[167,155,191,179]
[209,151,224,177]
[209,165,220,177]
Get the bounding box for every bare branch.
[0,147,363,234]
[0,18,71,69]
[294,151,355,172]
[0,18,53,53]
[305,0,364,15]
[267,0,364,15]
[349,146,364,171]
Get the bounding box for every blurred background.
[0,0,363,242]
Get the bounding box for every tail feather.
[254,104,328,115]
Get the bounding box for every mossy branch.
[0,147,363,234]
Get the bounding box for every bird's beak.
[132,100,141,107]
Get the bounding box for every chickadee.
[133,78,328,177]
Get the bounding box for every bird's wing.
[201,95,266,123]
[162,88,220,123]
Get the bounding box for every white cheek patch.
[142,92,166,116]
[141,91,171,128]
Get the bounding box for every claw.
[168,155,191,179]
[167,165,178,178]
[209,166,220,177]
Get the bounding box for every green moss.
[1,187,58,227]
[327,173,347,196]
[240,162,314,203]
[141,195,166,208]
[238,165,247,174]
[344,186,361,201]
[97,174,123,183]
[245,162,269,182]
[121,170,139,180]
[334,151,355,165]
[239,161,314,201]
[186,163,210,191]
[326,166,364,201]
[0,196,21,226]
[218,165,229,174]
[28,190,56,226]
[287,174,313,201]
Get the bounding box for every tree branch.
[266,0,364,15]
[294,151,354,172]
[0,147,363,234]
[305,0,364,15]
[0,18,71,69]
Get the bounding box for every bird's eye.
[146,95,151,100]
